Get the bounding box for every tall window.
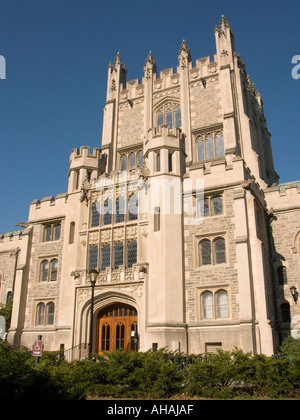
[154,207,160,232]
[196,130,224,162]
[121,155,127,171]
[217,290,229,318]
[50,259,58,281]
[47,302,55,325]
[114,242,124,269]
[101,244,111,271]
[137,151,143,168]
[128,194,138,221]
[156,102,181,131]
[200,240,211,265]
[89,246,98,271]
[69,222,75,244]
[281,301,291,323]
[37,303,45,325]
[202,292,213,319]
[214,238,226,264]
[127,240,137,268]
[129,152,136,167]
[41,260,49,282]
[277,266,287,285]
[91,202,100,227]
[156,153,161,172]
[103,199,112,225]
[116,196,125,223]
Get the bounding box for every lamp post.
[88,268,99,358]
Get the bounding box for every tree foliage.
[0,337,299,400]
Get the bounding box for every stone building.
[1,16,299,358]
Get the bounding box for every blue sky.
[0,0,299,233]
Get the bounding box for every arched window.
[101,244,111,271]
[114,242,124,269]
[277,266,287,285]
[91,202,100,227]
[215,131,224,157]
[121,155,127,171]
[89,246,98,271]
[129,152,136,167]
[200,240,211,265]
[281,301,291,323]
[103,199,112,225]
[69,221,75,244]
[41,260,49,282]
[202,291,213,319]
[37,303,45,326]
[196,130,224,162]
[137,151,143,168]
[196,136,205,162]
[214,238,226,264]
[46,302,55,325]
[116,196,125,223]
[154,206,160,232]
[127,240,137,268]
[156,153,161,172]
[206,134,214,160]
[128,194,138,221]
[50,259,58,281]
[156,102,181,131]
[216,290,228,318]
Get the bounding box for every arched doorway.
[97,303,138,353]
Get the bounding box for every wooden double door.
[98,303,138,353]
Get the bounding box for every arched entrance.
[97,303,138,353]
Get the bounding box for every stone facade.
[1,16,299,357]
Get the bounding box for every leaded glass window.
[196,136,205,162]
[127,240,137,268]
[128,194,138,221]
[156,102,181,131]
[212,196,223,215]
[217,290,228,318]
[44,226,52,242]
[89,245,98,271]
[200,240,211,265]
[101,244,111,271]
[121,155,127,171]
[114,242,124,269]
[215,131,224,157]
[206,134,214,160]
[47,302,55,325]
[202,292,213,319]
[116,196,125,223]
[91,202,100,227]
[41,260,49,282]
[196,130,224,162]
[214,238,226,264]
[137,151,143,168]
[50,259,58,281]
[103,199,112,225]
[37,303,45,325]
[53,224,61,241]
[129,152,136,167]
